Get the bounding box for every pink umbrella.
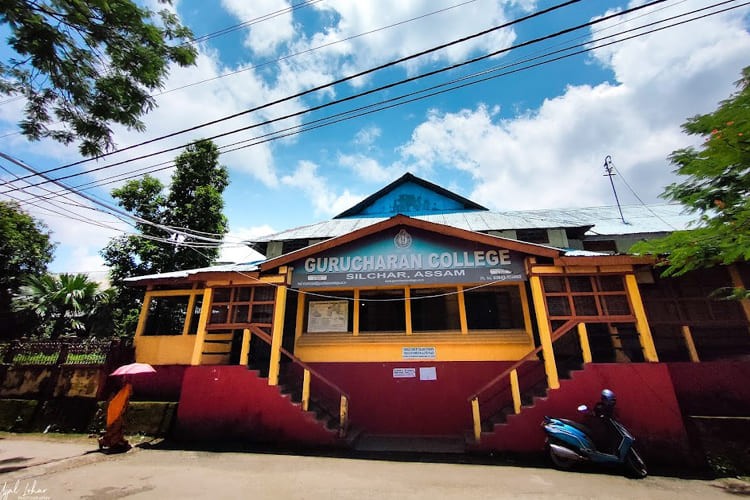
[110,362,156,376]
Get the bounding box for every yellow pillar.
[681,325,700,362]
[353,289,360,336]
[182,291,198,335]
[471,397,482,442]
[302,369,311,411]
[239,328,251,366]
[529,275,559,389]
[268,284,287,386]
[519,283,534,342]
[295,291,305,342]
[624,274,659,362]
[339,395,349,437]
[404,287,412,336]
[510,369,522,414]
[728,264,750,324]
[134,292,153,339]
[190,288,214,366]
[457,286,468,335]
[577,323,592,364]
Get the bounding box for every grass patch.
[0,400,38,431]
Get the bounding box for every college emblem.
[394,229,412,249]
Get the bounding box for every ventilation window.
[516,229,549,244]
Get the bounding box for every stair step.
[478,364,585,435]
[354,435,466,454]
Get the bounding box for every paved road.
[1,437,748,499]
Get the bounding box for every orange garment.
[99,382,133,452]
[106,382,132,426]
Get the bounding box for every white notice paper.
[402,346,436,359]
[393,368,416,378]
[419,367,437,381]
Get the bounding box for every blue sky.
[1,0,749,276]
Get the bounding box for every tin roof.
[123,261,261,284]
[260,214,562,272]
[248,203,694,244]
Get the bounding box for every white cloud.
[221,0,296,55]
[337,153,402,184]
[312,0,523,75]
[396,2,750,210]
[5,0,748,274]
[281,160,364,216]
[28,201,128,274]
[353,125,382,148]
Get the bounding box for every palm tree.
[13,273,112,338]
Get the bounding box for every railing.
[245,325,350,437]
[648,321,750,362]
[468,319,581,442]
[1,338,133,368]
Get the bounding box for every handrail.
[246,325,350,400]
[467,318,578,403]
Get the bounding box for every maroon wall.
[175,366,339,446]
[308,361,515,436]
[668,361,750,416]
[472,364,691,463]
[127,365,187,401]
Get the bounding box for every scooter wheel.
[625,448,648,478]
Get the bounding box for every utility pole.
[603,155,626,224]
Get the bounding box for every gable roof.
[261,214,561,272]
[333,172,487,219]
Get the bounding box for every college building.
[127,173,750,460]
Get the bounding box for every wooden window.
[208,286,276,328]
[517,229,549,244]
[359,289,405,333]
[411,287,461,332]
[143,294,203,336]
[541,275,632,320]
[464,285,525,330]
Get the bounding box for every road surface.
[1,436,747,499]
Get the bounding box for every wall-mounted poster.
[307,300,349,332]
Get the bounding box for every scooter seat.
[556,418,593,436]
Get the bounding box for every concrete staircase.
[174,365,346,446]
[468,363,688,455]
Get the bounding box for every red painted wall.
[175,366,339,446]
[472,364,691,464]
[127,365,187,401]
[307,361,516,436]
[668,361,750,416]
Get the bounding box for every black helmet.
[601,388,616,402]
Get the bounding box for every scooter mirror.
[577,404,589,413]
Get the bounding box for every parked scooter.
[542,389,647,478]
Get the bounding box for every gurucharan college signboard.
[291,226,526,288]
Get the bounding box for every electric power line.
[4,0,742,208]
[0,0,587,188]
[1,0,674,195]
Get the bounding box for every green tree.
[12,273,112,338]
[1,0,197,157]
[632,66,750,290]
[102,139,228,335]
[0,200,55,339]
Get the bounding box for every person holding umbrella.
[98,363,155,453]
